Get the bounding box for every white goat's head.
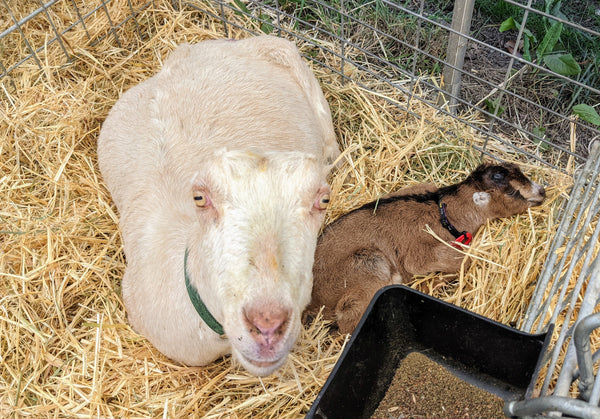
[180,149,330,375]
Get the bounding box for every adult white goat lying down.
[97,36,340,376]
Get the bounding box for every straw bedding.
[0,0,592,416]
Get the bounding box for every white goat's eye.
[316,194,330,210]
[193,190,210,207]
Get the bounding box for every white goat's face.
[186,150,330,376]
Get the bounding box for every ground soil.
[460,10,599,163]
[371,352,505,419]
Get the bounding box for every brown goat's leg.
[435,246,472,274]
[408,245,471,276]
[335,280,388,334]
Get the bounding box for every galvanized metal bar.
[222,0,597,160]
[523,143,600,332]
[573,312,600,401]
[0,0,61,40]
[35,0,71,63]
[99,0,122,49]
[69,0,91,41]
[589,352,600,405]
[126,0,144,42]
[505,396,600,418]
[233,0,600,98]
[502,0,600,37]
[481,0,533,152]
[375,0,600,95]
[520,142,600,396]
[555,249,600,396]
[1,0,43,70]
[407,0,426,111]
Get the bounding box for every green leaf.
[520,29,536,62]
[260,19,274,34]
[232,0,251,15]
[545,0,562,16]
[523,36,532,61]
[555,9,568,21]
[573,104,600,126]
[523,27,535,42]
[537,21,562,58]
[543,53,581,75]
[532,126,550,150]
[532,126,546,137]
[500,17,518,32]
[484,99,505,116]
[551,1,564,18]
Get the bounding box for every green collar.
[184,248,225,335]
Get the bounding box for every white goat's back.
[99,37,337,208]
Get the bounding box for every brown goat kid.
[308,162,546,334]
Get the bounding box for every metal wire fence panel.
[180,0,599,173]
[2,1,597,173]
[0,0,154,83]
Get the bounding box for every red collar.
[438,200,472,249]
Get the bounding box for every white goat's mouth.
[244,356,281,368]
[237,352,288,376]
[231,309,302,375]
[233,335,294,375]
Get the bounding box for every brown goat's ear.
[472,191,490,207]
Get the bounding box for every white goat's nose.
[244,304,290,346]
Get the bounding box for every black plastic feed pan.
[307,285,552,419]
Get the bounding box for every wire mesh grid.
[183,0,600,172]
[0,0,155,80]
[507,142,600,418]
[2,0,598,174]
[1,0,599,417]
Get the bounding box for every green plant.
[497,0,600,123]
[572,104,600,126]
[499,0,581,75]
[232,0,274,34]
[484,98,505,116]
[532,126,551,151]
[475,0,522,23]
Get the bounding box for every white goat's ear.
[473,192,491,207]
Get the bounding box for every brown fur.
[308,162,546,334]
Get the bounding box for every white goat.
[97,36,340,376]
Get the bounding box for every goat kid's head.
[184,149,330,376]
[467,162,546,218]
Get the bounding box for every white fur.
[472,191,491,206]
[97,36,340,375]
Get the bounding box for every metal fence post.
[438,0,476,113]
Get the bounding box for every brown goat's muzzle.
[526,183,546,207]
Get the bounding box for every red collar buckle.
[452,232,472,249]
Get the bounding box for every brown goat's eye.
[492,172,505,182]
